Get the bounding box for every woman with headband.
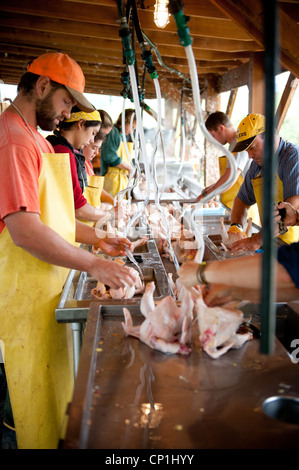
[83,110,114,205]
[47,106,112,223]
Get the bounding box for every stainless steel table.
[63,302,299,449]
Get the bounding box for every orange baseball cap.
[27,52,95,112]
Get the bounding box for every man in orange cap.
[228,113,299,251]
[26,52,95,113]
[0,52,137,449]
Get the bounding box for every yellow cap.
[232,114,265,153]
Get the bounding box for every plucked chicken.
[193,287,253,359]
[91,261,144,300]
[220,217,252,250]
[122,281,193,355]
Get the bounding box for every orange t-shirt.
[0,111,53,234]
[85,160,95,176]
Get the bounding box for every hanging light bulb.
[154,0,170,29]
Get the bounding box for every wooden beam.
[248,52,265,114]
[0,26,253,65]
[275,72,299,130]
[0,0,253,40]
[217,61,250,92]
[226,88,238,117]
[210,0,299,77]
[62,0,228,20]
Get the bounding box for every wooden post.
[275,73,299,131]
[248,52,266,114]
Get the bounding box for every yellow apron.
[0,152,75,448]
[219,156,260,225]
[83,174,104,208]
[79,175,105,228]
[252,171,299,244]
[104,141,133,197]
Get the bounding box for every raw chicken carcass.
[109,266,144,299]
[122,282,193,355]
[220,217,252,250]
[90,281,111,300]
[162,237,198,264]
[193,288,253,359]
[130,236,148,252]
[91,266,144,300]
[146,205,182,240]
[92,222,148,255]
[168,273,189,302]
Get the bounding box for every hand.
[203,284,260,306]
[203,284,235,306]
[273,207,281,237]
[95,210,112,227]
[230,232,262,252]
[124,163,133,173]
[276,201,297,226]
[90,257,137,289]
[178,261,199,288]
[97,236,132,257]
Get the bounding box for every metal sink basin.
[55,235,173,324]
[262,396,299,425]
[204,233,257,260]
[74,265,163,302]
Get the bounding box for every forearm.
[205,255,294,287]
[210,170,230,193]
[211,168,240,194]
[101,189,114,204]
[285,195,299,212]
[5,211,97,273]
[200,176,228,198]
[76,219,101,245]
[4,211,136,288]
[75,203,111,223]
[204,255,263,289]
[117,161,131,171]
[231,196,250,226]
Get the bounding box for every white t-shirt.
[227,137,252,178]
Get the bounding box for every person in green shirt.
[100,109,136,196]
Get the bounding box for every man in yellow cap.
[0,52,137,449]
[196,111,252,204]
[228,113,299,251]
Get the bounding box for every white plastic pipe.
[152,77,180,271]
[185,45,237,199]
[113,100,136,204]
[124,64,151,239]
[185,45,238,264]
[177,112,186,175]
